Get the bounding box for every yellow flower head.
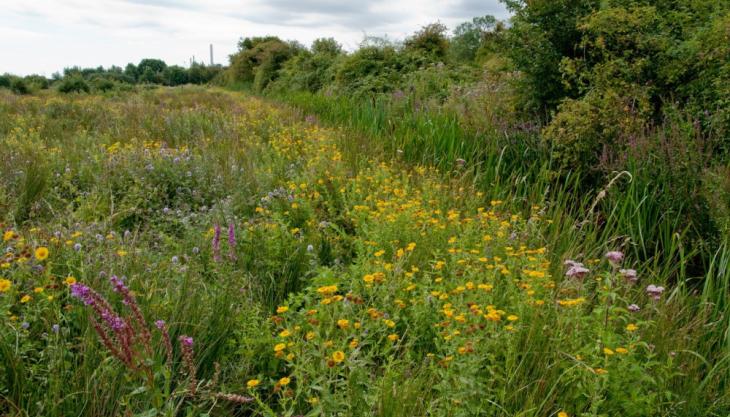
[276,305,289,314]
[274,343,287,352]
[332,350,345,363]
[3,230,17,242]
[34,247,49,261]
[64,276,77,285]
[278,376,291,386]
[20,295,32,303]
[0,279,11,292]
[246,379,260,388]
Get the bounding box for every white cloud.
[0,0,508,76]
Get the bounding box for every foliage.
[57,76,91,94]
[403,22,450,59]
[450,15,502,63]
[227,37,299,92]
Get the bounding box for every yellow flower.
[594,368,608,375]
[332,350,345,363]
[34,247,49,261]
[507,315,519,322]
[20,295,32,303]
[316,285,338,295]
[276,305,289,314]
[349,339,359,348]
[387,333,398,342]
[278,329,291,338]
[274,343,286,352]
[615,347,629,354]
[603,348,614,356]
[117,250,128,257]
[3,230,16,241]
[558,412,569,417]
[374,250,385,257]
[337,319,349,329]
[33,287,44,293]
[0,279,11,292]
[246,379,260,388]
[626,323,638,332]
[278,376,291,386]
[64,276,77,285]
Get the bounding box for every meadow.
[0,86,728,416]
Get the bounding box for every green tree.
[404,22,450,60]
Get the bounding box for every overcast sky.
[1,0,509,76]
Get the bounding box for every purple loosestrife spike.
[212,224,221,262]
[179,335,197,395]
[156,320,174,366]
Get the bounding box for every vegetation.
[1,0,728,415]
[0,59,222,96]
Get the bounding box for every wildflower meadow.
[0,87,728,417]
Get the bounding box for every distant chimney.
[210,44,214,66]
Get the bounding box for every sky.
[0,0,509,76]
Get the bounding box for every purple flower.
[109,275,128,293]
[101,309,125,330]
[180,335,194,347]
[646,284,665,300]
[21,321,30,329]
[171,256,179,264]
[52,324,60,333]
[70,283,94,305]
[73,243,82,252]
[155,320,166,330]
[620,268,638,283]
[605,251,624,264]
[628,303,641,312]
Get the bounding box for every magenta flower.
[180,335,194,347]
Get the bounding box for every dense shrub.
[57,76,91,94]
[228,37,298,92]
[404,22,450,59]
[9,78,30,95]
